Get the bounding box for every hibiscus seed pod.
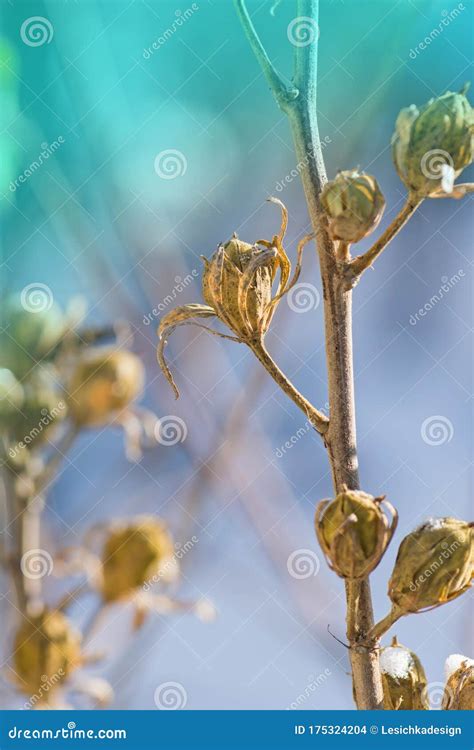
[9,374,66,447]
[380,636,429,710]
[202,235,275,339]
[315,489,397,579]
[392,88,473,197]
[388,517,474,613]
[13,610,81,696]
[100,516,177,602]
[67,348,144,427]
[320,170,385,243]
[442,654,474,710]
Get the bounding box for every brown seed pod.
[320,170,385,243]
[67,348,144,427]
[442,655,474,710]
[315,489,397,579]
[380,636,429,710]
[13,610,81,696]
[388,517,473,614]
[100,516,177,602]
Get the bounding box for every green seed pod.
[388,517,474,613]
[202,235,275,339]
[0,299,66,378]
[315,489,397,579]
[443,654,474,710]
[9,374,66,447]
[13,610,81,695]
[320,170,385,243]
[100,516,177,602]
[67,349,144,427]
[0,368,24,422]
[380,636,429,710]
[392,89,474,197]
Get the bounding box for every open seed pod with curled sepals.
[442,654,474,710]
[388,517,473,614]
[380,636,429,710]
[315,489,397,579]
[157,198,314,398]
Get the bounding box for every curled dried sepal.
[388,517,473,614]
[380,636,429,710]
[443,655,474,710]
[315,490,397,579]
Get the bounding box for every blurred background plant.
[0,0,472,710]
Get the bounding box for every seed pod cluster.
[392,88,473,197]
[13,610,81,695]
[315,489,397,579]
[100,516,177,602]
[380,636,429,710]
[388,517,473,613]
[320,170,386,243]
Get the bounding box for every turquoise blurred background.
[0,0,472,709]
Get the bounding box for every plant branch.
[365,606,404,643]
[347,194,421,283]
[249,338,329,434]
[233,0,298,110]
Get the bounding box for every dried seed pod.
[315,489,397,579]
[388,517,474,613]
[380,636,429,710]
[392,88,473,197]
[100,516,177,602]
[320,170,385,243]
[443,654,474,710]
[67,348,144,427]
[13,610,81,695]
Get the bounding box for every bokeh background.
[0,0,472,709]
